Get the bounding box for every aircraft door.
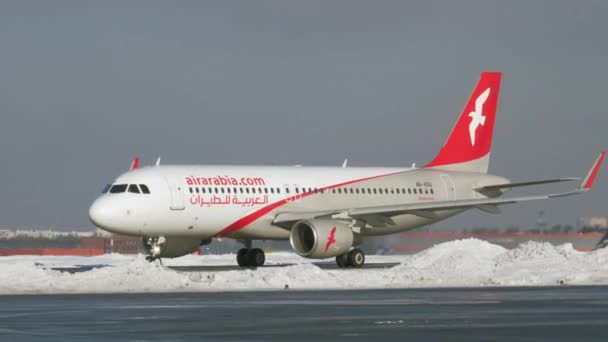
[440,174,455,201]
[165,177,186,210]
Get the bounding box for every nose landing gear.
[143,236,166,263]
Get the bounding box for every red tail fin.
[426,72,502,173]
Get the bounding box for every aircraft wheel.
[237,248,249,267]
[336,254,349,268]
[348,248,365,268]
[249,248,266,267]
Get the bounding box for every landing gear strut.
[143,236,166,263]
[236,248,266,267]
[336,248,365,268]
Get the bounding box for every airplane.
[89,72,605,268]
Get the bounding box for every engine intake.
[290,220,354,258]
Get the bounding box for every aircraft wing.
[273,151,605,227]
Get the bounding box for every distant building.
[579,217,608,230]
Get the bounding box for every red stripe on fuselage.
[215,170,411,237]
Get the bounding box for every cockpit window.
[140,184,150,194]
[109,184,128,193]
[101,184,111,194]
[128,184,140,194]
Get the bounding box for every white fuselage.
[89,165,508,240]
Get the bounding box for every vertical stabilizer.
[426,72,502,173]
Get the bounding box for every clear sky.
[0,1,606,230]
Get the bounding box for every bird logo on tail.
[468,88,491,146]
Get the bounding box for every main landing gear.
[335,248,365,268]
[236,248,266,267]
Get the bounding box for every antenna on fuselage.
[411,162,416,169]
[342,159,348,168]
[155,157,161,166]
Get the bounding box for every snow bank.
[1,239,608,294]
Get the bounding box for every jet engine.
[289,219,354,258]
[142,236,208,259]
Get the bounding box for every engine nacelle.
[290,220,354,258]
[142,237,205,258]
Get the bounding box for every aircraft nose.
[89,198,112,230]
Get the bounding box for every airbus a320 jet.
[89,72,605,268]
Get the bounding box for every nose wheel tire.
[236,248,265,267]
[336,248,365,268]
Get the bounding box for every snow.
[1,239,608,294]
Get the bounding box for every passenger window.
[408,188,412,194]
[201,188,206,194]
[196,188,200,193]
[189,188,193,194]
[338,188,342,194]
[227,188,231,194]
[128,184,140,194]
[286,188,290,194]
[277,187,281,194]
[109,184,128,193]
[413,189,417,194]
[140,184,150,194]
[430,189,434,194]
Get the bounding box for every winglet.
[581,151,606,191]
[130,156,140,170]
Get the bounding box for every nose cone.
[89,197,112,231]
